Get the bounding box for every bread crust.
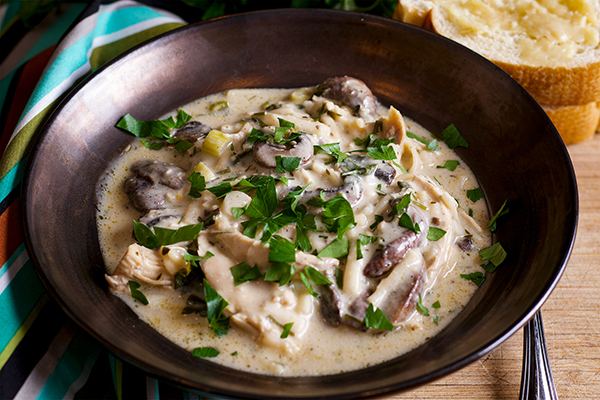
[395,0,600,143]
[544,102,600,144]
[398,2,600,105]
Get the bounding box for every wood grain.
[385,134,600,399]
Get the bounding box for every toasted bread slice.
[543,102,600,144]
[394,0,600,107]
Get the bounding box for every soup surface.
[97,77,492,376]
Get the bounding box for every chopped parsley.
[280,322,294,339]
[204,278,230,336]
[275,155,301,173]
[133,221,203,249]
[487,199,509,232]
[230,262,263,286]
[479,242,507,267]
[467,187,484,202]
[192,347,220,358]
[427,227,447,241]
[398,212,420,233]
[115,110,194,151]
[314,142,348,163]
[441,124,469,149]
[437,160,459,171]
[461,272,485,286]
[416,295,429,316]
[128,281,148,305]
[364,304,394,331]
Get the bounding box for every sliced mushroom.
[173,121,212,142]
[363,231,418,278]
[252,135,314,168]
[374,162,396,186]
[317,270,369,330]
[123,161,186,212]
[123,177,168,212]
[317,76,378,122]
[456,236,474,252]
[304,175,363,206]
[368,249,426,324]
[130,160,186,189]
[364,208,427,277]
[340,155,395,186]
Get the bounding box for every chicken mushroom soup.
[97,77,493,376]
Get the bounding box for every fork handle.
[519,311,559,400]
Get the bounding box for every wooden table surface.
[383,134,600,399]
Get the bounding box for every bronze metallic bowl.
[23,9,577,399]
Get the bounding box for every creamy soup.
[97,77,492,376]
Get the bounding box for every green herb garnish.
[441,124,469,149]
[437,160,459,171]
[427,227,447,241]
[128,281,148,305]
[398,212,420,233]
[230,262,263,286]
[133,221,203,249]
[479,242,507,267]
[116,110,193,151]
[364,304,394,331]
[461,272,486,286]
[487,199,509,232]
[204,278,230,336]
[281,322,294,338]
[192,347,220,358]
[467,187,484,202]
[417,295,429,316]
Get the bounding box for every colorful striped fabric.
[0,1,213,398]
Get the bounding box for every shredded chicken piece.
[105,243,173,291]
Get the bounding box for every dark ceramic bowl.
[23,9,577,399]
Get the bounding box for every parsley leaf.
[479,242,507,267]
[364,304,394,331]
[115,110,193,151]
[398,212,420,233]
[318,237,349,258]
[128,281,148,305]
[417,295,429,316]
[280,322,294,338]
[366,138,397,160]
[437,160,459,171]
[312,194,356,237]
[204,278,230,337]
[441,124,469,149]
[467,187,484,202]
[304,265,332,285]
[245,177,278,219]
[192,347,219,358]
[427,227,447,241]
[314,143,348,163]
[487,199,509,232]
[133,221,203,249]
[230,262,263,286]
[187,172,206,198]
[369,215,384,230]
[268,235,296,263]
[275,156,301,173]
[461,272,486,286]
[264,262,296,286]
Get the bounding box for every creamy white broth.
[97,79,491,376]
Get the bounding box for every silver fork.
[519,311,559,399]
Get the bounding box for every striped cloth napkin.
[0,1,212,398]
